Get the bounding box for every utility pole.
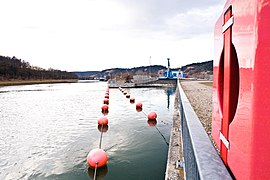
[149,56,152,77]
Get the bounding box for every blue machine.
[160,58,179,79]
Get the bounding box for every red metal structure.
[212,0,270,179]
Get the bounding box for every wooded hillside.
[181,60,213,79]
[74,65,167,80]
[0,56,77,80]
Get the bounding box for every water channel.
[0,81,176,180]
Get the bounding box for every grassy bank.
[0,79,78,86]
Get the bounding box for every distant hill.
[0,55,78,81]
[181,60,213,72]
[181,60,213,79]
[74,65,166,80]
[73,71,100,80]
[74,60,214,80]
[1,55,214,82]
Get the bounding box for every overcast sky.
[0,0,225,71]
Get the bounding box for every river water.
[0,81,176,180]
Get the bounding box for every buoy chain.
[119,87,170,147]
[154,126,169,146]
[87,87,110,177]
[93,163,98,180]
[141,110,148,117]
[99,125,104,149]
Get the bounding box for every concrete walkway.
[165,86,184,179]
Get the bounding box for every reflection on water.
[0,81,175,180]
[165,87,176,109]
[88,166,108,179]
[147,119,157,127]
[98,125,109,133]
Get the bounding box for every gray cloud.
[112,0,225,39]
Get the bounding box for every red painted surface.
[212,0,270,178]
[220,7,232,165]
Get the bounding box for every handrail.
[177,80,232,179]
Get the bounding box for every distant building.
[163,70,179,79]
[158,58,189,79]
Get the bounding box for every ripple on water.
[1,82,175,180]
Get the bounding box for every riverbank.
[0,79,78,86]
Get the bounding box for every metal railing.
[177,80,232,180]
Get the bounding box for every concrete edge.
[165,86,184,180]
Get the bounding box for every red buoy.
[103,98,109,104]
[101,104,109,112]
[148,112,157,120]
[126,94,130,98]
[130,97,135,104]
[98,116,108,126]
[87,148,108,168]
[123,91,127,95]
[105,95,109,99]
[136,102,143,108]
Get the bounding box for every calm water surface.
[0,81,175,180]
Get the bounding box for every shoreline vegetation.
[0,55,78,86]
[0,79,78,86]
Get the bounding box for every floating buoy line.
[119,87,170,146]
[87,86,171,179]
[87,87,110,180]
